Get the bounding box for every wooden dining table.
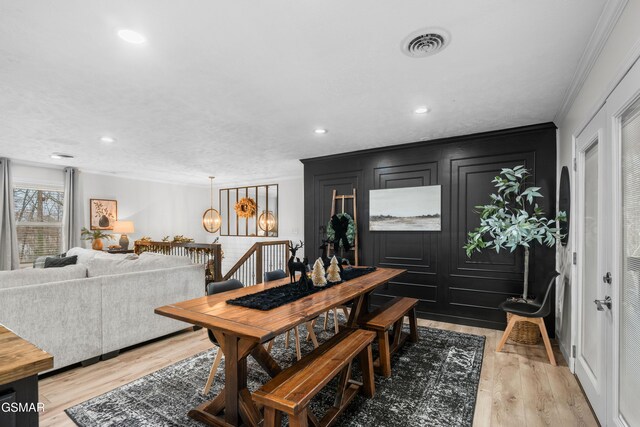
[155,267,405,427]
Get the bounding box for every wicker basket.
[506,312,541,345]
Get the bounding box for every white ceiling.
[0,0,606,185]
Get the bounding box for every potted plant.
[81,227,114,251]
[464,165,565,301]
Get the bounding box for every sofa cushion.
[0,264,87,290]
[44,255,78,268]
[66,247,103,265]
[86,252,193,277]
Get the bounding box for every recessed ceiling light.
[414,106,430,114]
[100,136,115,143]
[50,153,74,160]
[314,129,328,134]
[117,29,146,44]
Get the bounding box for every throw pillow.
[33,252,67,268]
[44,255,78,268]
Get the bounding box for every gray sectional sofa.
[0,248,204,371]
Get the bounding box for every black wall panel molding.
[302,122,557,331]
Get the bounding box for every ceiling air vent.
[402,28,450,58]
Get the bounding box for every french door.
[607,54,640,427]
[575,107,611,423]
[574,54,640,426]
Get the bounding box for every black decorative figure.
[319,238,331,268]
[287,240,304,284]
[330,214,352,252]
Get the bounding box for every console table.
[0,325,53,427]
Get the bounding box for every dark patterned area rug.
[66,317,485,427]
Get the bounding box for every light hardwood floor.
[38,319,598,427]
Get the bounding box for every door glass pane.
[620,98,640,425]
[582,142,600,374]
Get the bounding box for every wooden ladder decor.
[327,188,359,266]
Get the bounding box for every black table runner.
[226,267,377,311]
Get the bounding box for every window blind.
[620,97,640,426]
[13,187,64,264]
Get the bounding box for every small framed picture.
[90,199,118,230]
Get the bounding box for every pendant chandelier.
[202,176,221,233]
[258,210,276,232]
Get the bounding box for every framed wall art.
[369,185,441,231]
[90,199,118,230]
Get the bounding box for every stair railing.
[223,240,290,286]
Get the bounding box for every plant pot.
[98,215,110,228]
[92,239,104,251]
[506,312,541,345]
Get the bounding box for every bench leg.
[285,330,290,349]
[306,321,319,349]
[378,330,392,378]
[408,307,418,343]
[323,311,329,330]
[358,344,375,398]
[333,307,340,334]
[290,409,309,427]
[264,407,281,427]
[294,327,302,360]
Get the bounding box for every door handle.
[594,296,612,311]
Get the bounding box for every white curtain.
[0,158,19,270]
[62,167,80,252]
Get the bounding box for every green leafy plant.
[464,166,566,300]
[80,227,114,242]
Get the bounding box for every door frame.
[573,106,611,424]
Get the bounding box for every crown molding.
[573,35,640,138]
[554,0,628,124]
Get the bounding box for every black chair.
[264,269,286,282]
[203,278,244,394]
[263,269,319,360]
[496,271,560,366]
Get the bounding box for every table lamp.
[113,221,135,250]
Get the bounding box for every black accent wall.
[301,123,557,331]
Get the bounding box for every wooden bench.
[358,296,418,377]
[253,328,376,427]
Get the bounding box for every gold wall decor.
[234,197,257,218]
[220,184,278,237]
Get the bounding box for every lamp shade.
[113,220,135,234]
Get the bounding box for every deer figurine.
[319,238,331,268]
[287,240,304,284]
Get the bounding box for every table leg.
[250,344,282,377]
[225,334,240,426]
[347,294,367,327]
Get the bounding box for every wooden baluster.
[256,245,263,285]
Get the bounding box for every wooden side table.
[105,249,135,254]
[0,325,53,427]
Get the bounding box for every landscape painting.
[369,185,441,231]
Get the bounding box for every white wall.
[556,0,640,361]
[12,162,65,188]
[214,177,305,274]
[78,172,212,246]
[12,161,305,273]
[11,162,213,249]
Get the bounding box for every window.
[13,186,64,265]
